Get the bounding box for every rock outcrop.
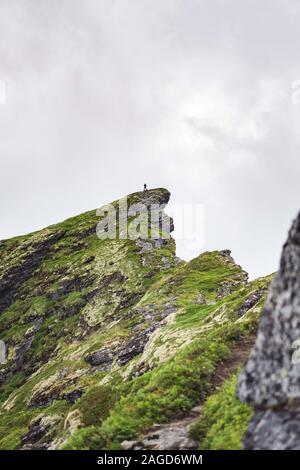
[121,408,201,450]
[238,212,300,449]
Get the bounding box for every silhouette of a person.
[143,184,147,191]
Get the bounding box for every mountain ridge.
[0,188,271,449]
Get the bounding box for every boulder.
[85,348,114,368]
[238,211,300,449]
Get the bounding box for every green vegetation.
[77,385,118,427]
[0,188,271,450]
[189,372,252,450]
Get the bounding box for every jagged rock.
[238,211,300,449]
[63,409,82,433]
[21,419,50,446]
[142,427,197,450]
[20,415,60,450]
[58,303,85,320]
[76,225,97,240]
[237,288,267,317]
[196,292,206,305]
[121,440,138,450]
[21,443,49,450]
[0,230,64,314]
[219,249,236,264]
[0,333,37,387]
[243,409,300,450]
[29,369,85,408]
[82,255,95,265]
[62,389,83,404]
[48,273,95,301]
[134,302,176,324]
[29,391,61,408]
[24,317,43,337]
[216,280,242,299]
[85,348,114,368]
[118,325,157,366]
[135,239,154,253]
[118,291,141,310]
[215,251,248,300]
[99,271,125,288]
[154,238,168,248]
[160,257,173,270]
[125,422,198,450]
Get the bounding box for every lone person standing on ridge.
[143,184,147,191]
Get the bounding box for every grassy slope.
[0,189,272,449]
[189,370,252,449]
[62,272,271,450]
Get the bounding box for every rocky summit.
[0,188,272,450]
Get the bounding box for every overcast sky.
[1,0,300,279]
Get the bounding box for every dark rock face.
[85,348,114,369]
[85,325,159,369]
[99,271,125,288]
[117,325,157,366]
[58,303,84,320]
[243,409,300,450]
[29,373,83,408]
[219,249,236,263]
[154,238,168,248]
[216,278,246,300]
[238,212,300,449]
[136,188,171,209]
[29,387,82,408]
[0,231,64,314]
[130,189,174,236]
[0,331,38,387]
[20,418,51,449]
[48,272,96,301]
[237,288,267,317]
[62,389,83,404]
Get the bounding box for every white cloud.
[1,0,300,279]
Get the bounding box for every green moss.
[189,372,252,450]
[62,426,105,450]
[0,371,26,406]
[0,427,27,450]
[0,189,272,450]
[0,408,35,450]
[68,324,251,449]
[76,384,118,427]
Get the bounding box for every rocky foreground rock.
[238,211,300,449]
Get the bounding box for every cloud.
[0,0,300,279]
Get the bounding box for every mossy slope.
[0,188,272,449]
